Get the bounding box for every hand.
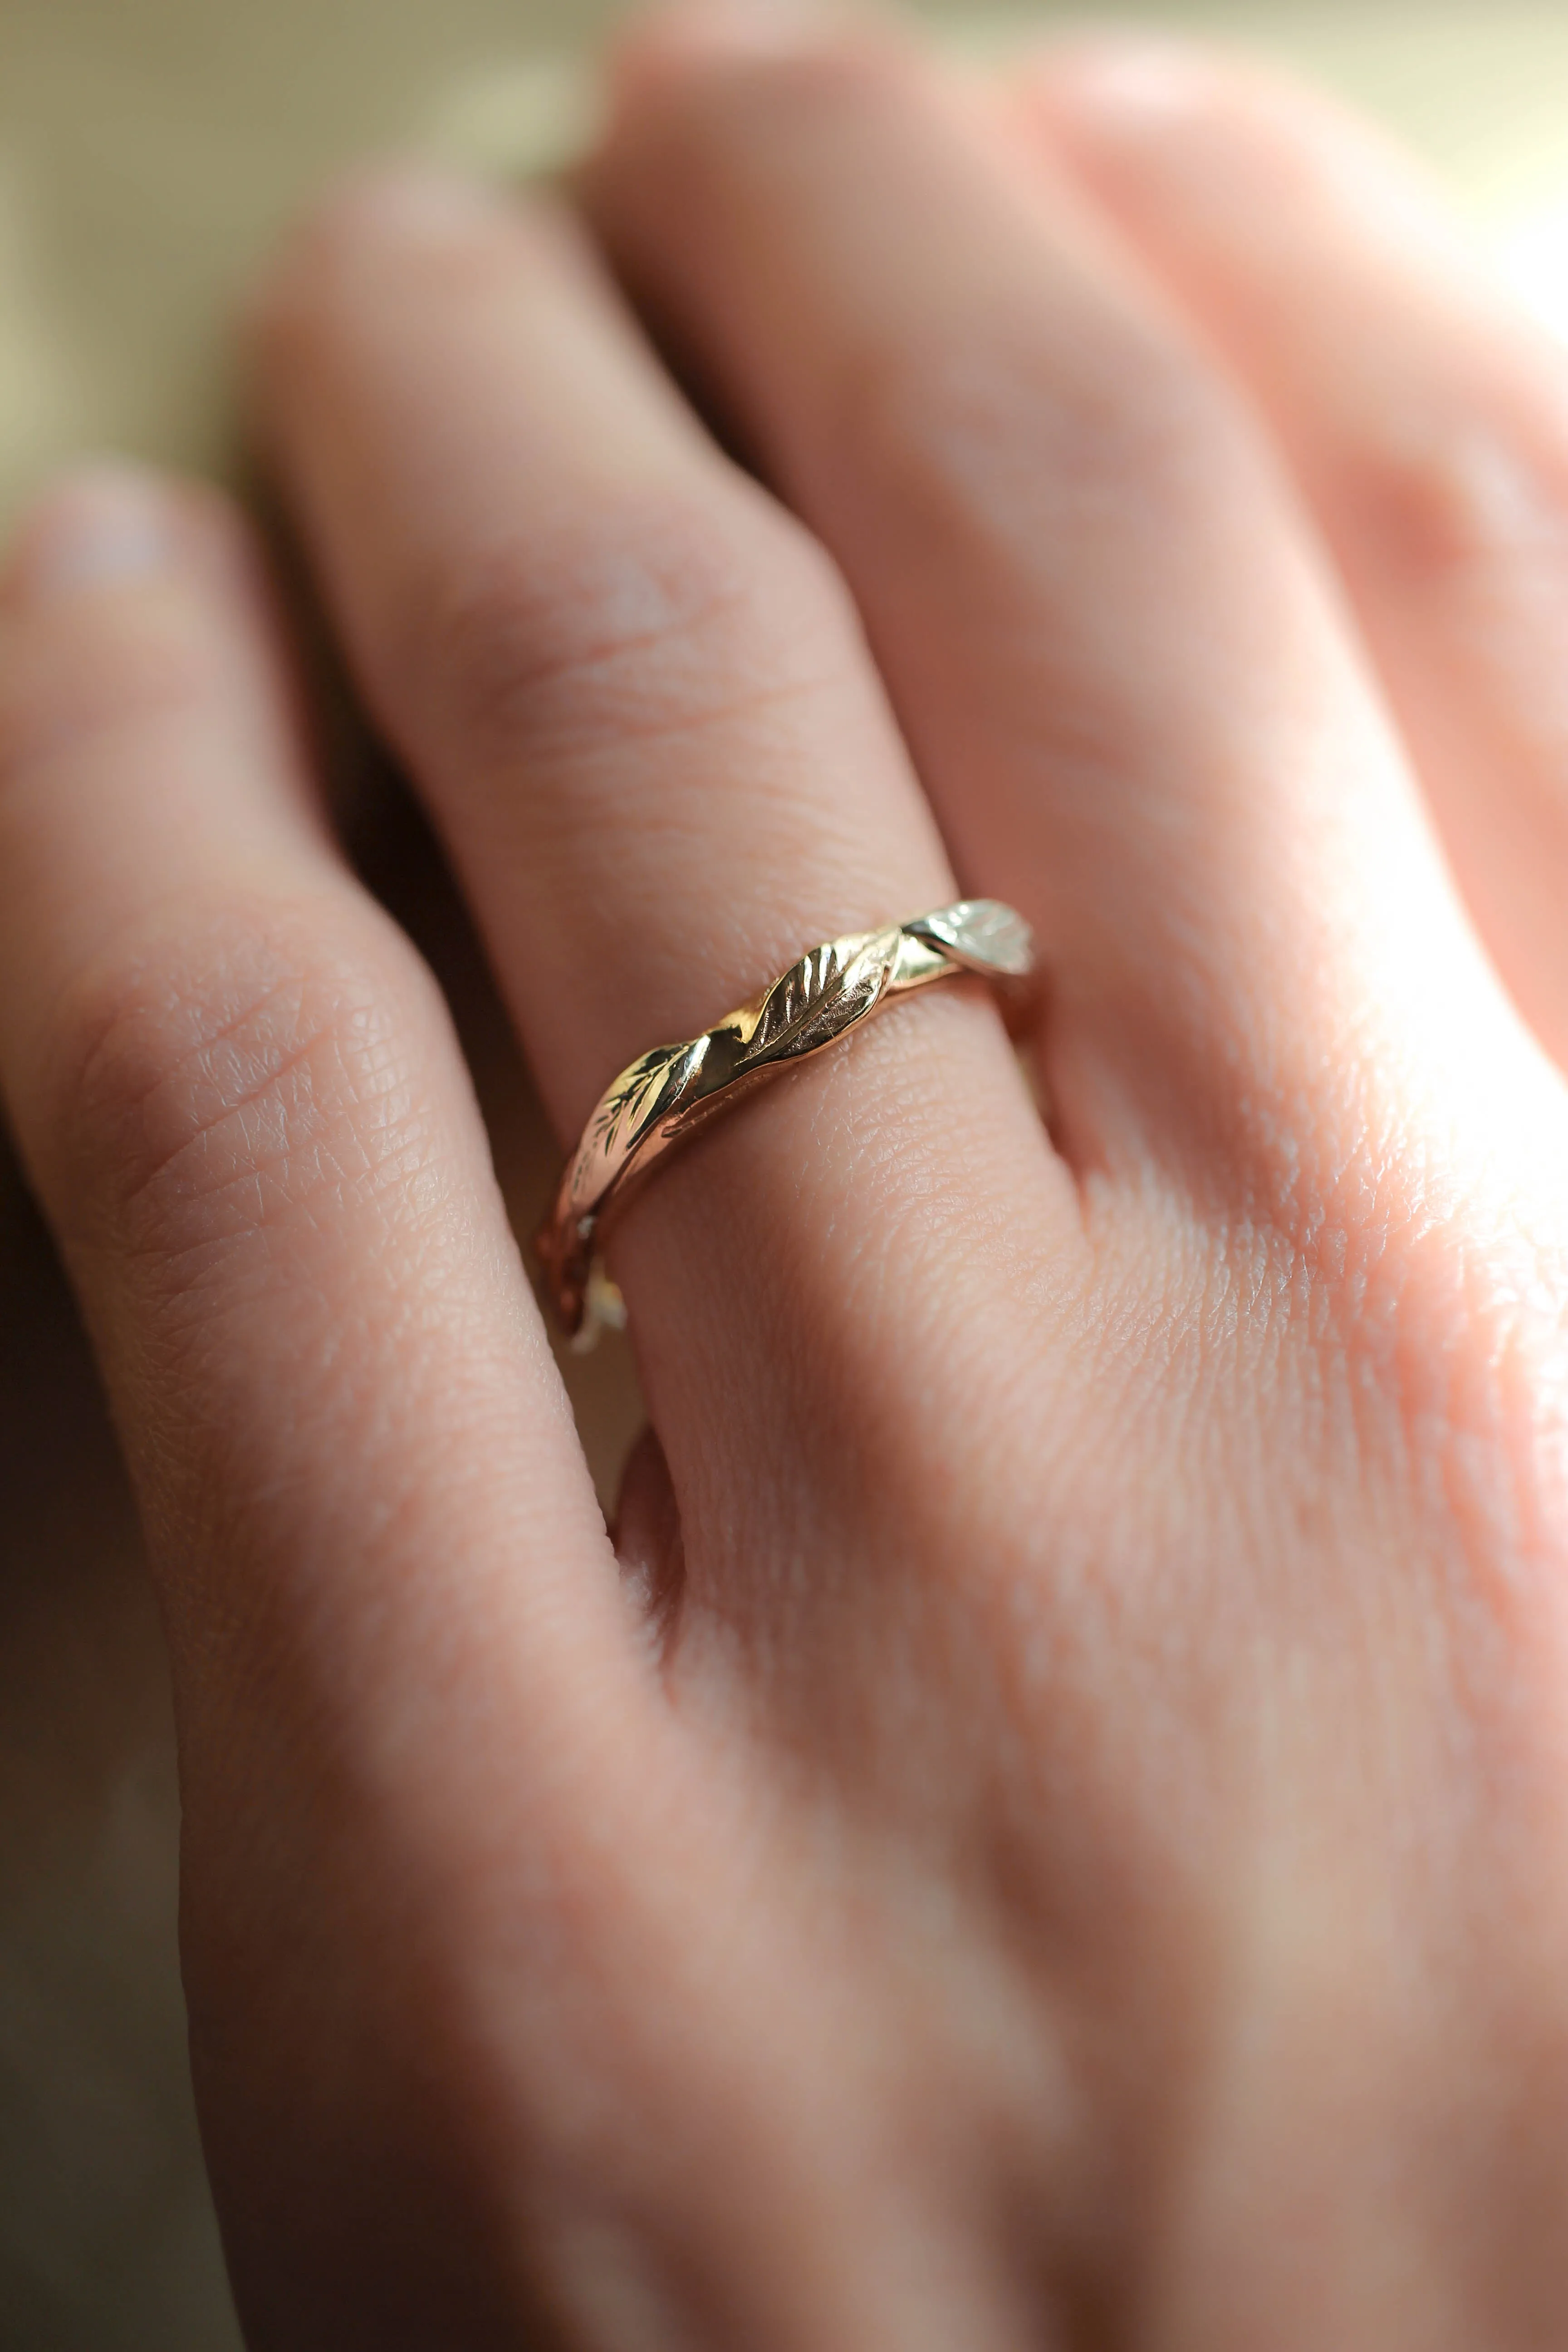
[3,11,1568,2344]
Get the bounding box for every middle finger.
[584,10,1516,1230]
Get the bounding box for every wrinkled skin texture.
[2,11,1568,2347]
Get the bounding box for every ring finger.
[249,171,1073,1634]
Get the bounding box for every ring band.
[535,898,1036,1339]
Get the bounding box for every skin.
[2,6,1568,2343]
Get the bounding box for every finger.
[0,467,655,2330]
[248,171,1073,1566]
[612,1422,686,1634]
[1025,39,1568,1073]
[0,466,620,1694]
[583,11,1526,1227]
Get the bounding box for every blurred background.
[4,2,1568,2344]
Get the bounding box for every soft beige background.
[4,4,1568,2344]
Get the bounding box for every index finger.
[0,468,657,2322]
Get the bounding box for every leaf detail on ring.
[582,1039,706,1176]
[912,898,1034,978]
[735,929,902,1074]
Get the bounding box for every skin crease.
[3,5,1568,2346]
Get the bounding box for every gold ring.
[536,898,1036,1341]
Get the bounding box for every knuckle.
[623,15,916,148]
[254,165,524,360]
[1367,1225,1568,1658]
[830,309,1248,562]
[1340,398,1568,598]
[0,587,231,787]
[392,482,849,762]
[1235,1149,1568,1609]
[690,26,913,122]
[43,896,440,1279]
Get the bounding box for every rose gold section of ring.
[535,899,1036,1343]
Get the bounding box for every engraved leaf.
[735,929,899,1073]
[913,898,1033,979]
[583,1039,704,1177]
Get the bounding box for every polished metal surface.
[537,899,1035,1338]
